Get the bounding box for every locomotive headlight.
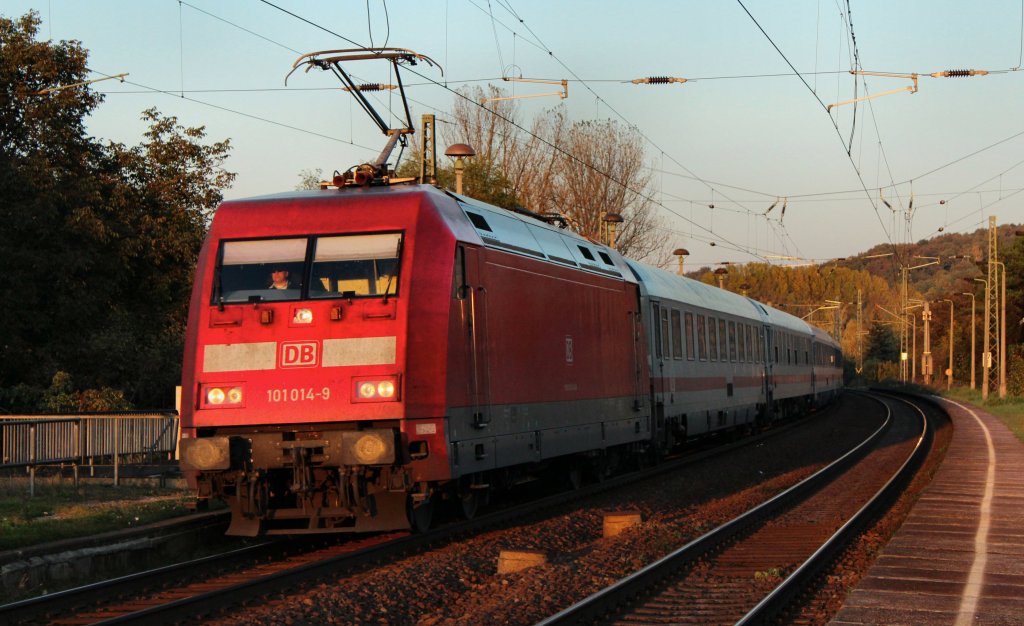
[207,387,226,405]
[200,383,245,408]
[292,308,313,324]
[376,380,395,398]
[352,376,400,402]
[358,381,378,399]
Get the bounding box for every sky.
[7,1,1024,267]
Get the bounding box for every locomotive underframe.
[186,427,425,536]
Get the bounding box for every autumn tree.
[0,12,234,411]
[295,168,322,190]
[395,86,667,262]
[552,118,667,262]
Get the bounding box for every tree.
[0,12,234,411]
[865,323,900,362]
[553,118,667,262]
[400,86,667,261]
[93,109,234,405]
[296,168,322,190]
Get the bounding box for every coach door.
[649,301,668,412]
[458,245,491,429]
[763,324,774,416]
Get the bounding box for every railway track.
[3,532,409,625]
[1,406,843,625]
[537,391,933,625]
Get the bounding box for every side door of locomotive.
[458,245,491,429]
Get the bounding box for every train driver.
[269,268,293,290]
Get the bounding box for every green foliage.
[0,13,234,410]
[394,149,519,209]
[460,155,521,208]
[865,324,899,362]
[0,478,191,552]
[42,371,131,412]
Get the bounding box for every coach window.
[216,237,307,304]
[310,232,402,299]
[661,307,671,359]
[709,317,719,361]
[744,325,753,362]
[684,312,695,360]
[736,322,745,363]
[697,315,707,360]
[671,310,683,359]
[728,321,737,362]
[651,303,663,359]
[719,319,728,361]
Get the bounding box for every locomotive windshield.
[213,233,402,304]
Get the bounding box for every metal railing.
[1,412,179,493]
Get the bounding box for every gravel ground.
[213,394,885,625]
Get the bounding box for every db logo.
[279,341,320,368]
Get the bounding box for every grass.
[941,387,1024,443]
[0,475,193,552]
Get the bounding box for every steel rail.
[0,516,264,624]
[736,390,934,624]
[537,391,900,625]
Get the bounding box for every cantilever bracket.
[481,77,568,104]
[827,70,918,112]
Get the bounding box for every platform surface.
[830,396,1024,626]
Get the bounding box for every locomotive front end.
[179,188,456,535]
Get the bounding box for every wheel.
[565,466,583,491]
[589,454,608,483]
[409,499,434,533]
[459,490,481,520]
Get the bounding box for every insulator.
[631,76,687,85]
[343,83,397,92]
[930,69,988,78]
